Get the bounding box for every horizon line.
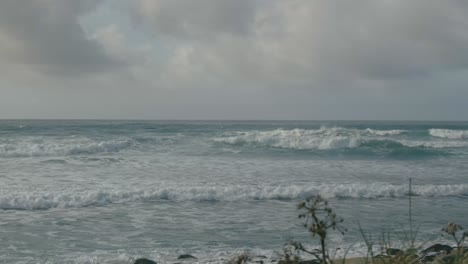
[0,118,467,122]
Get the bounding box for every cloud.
[132,0,257,38]
[1,0,468,119]
[132,0,468,88]
[3,0,468,83]
[0,0,124,76]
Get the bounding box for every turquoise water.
[0,120,467,263]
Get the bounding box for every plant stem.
[409,177,413,245]
[321,238,327,264]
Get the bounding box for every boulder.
[386,248,403,256]
[419,254,436,263]
[298,260,320,264]
[134,258,157,264]
[177,254,197,260]
[421,244,453,255]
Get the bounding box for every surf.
[2,183,467,210]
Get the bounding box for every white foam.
[429,129,468,139]
[214,128,361,150]
[1,183,467,210]
[0,139,131,157]
[214,128,463,150]
[398,140,468,149]
[365,128,406,136]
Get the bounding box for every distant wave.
[214,128,360,150]
[213,128,465,151]
[365,128,406,136]
[1,183,467,210]
[429,129,468,139]
[397,140,468,149]
[0,140,131,157]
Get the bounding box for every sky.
[1,0,468,120]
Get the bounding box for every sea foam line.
[429,129,468,139]
[1,184,467,210]
[214,128,465,150]
[365,128,406,136]
[0,140,131,157]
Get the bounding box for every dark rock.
[278,259,319,264]
[419,254,436,263]
[386,248,403,256]
[134,258,157,264]
[298,260,320,264]
[228,253,250,263]
[177,254,197,260]
[421,244,453,255]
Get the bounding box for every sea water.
[0,120,467,263]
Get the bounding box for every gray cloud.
[0,0,124,76]
[1,0,468,120]
[132,0,468,85]
[132,0,258,38]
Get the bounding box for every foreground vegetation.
[136,180,467,264]
[273,195,468,264]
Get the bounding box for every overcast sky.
[1,0,468,120]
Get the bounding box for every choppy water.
[1,120,467,263]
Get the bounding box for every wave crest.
[0,140,131,157]
[2,184,467,210]
[429,129,468,139]
[365,128,406,136]
[214,129,360,150]
[214,128,464,151]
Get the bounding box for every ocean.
[0,120,467,263]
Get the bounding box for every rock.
[177,254,197,260]
[227,253,250,264]
[298,260,320,264]
[419,254,436,263]
[134,258,157,264]
[278,258,319,264]
[386,248,403,256]
[421,244,453,255]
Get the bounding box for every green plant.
[227,252,250,264]
[442,221,468,263]
[442,222,467,250]
[297,195,347,264]
[280,242,302,264]
[278,180,468,264]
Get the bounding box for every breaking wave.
[2,183,468,210]
[0,139,131,157]
[429,129,468,139]
[365,128,406,136]
[213,128,466,151]
[214,128,360,150]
